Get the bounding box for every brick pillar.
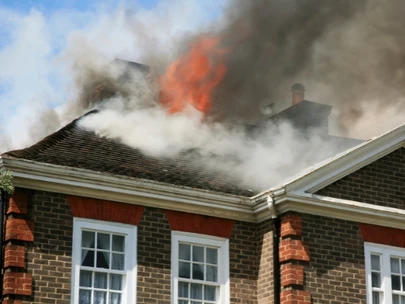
[279,214,311,304]
[2,190,33,300]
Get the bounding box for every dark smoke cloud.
[194,0,405,133]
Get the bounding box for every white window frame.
[365,242,405,304]
[71,218,137,304]
[171,231,230,304]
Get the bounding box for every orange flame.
[159,36,227,114]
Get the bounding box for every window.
[171,231,230,304]
[72,218,137,304]
[365,243,405,304]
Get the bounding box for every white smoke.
[0,0,227,152]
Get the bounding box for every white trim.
[71,218,137,304]
[364,242,405,304]
[2,157,255,222]
[171,231,230,304]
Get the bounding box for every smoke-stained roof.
[2,111,254,197]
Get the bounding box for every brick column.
[2,190,33,301]
[279,214,311,304]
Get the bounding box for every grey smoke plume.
[3,0,405,191]
[166,0,405,139]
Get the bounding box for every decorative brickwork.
[68,195,144,225]
[281,215,302,237]
[280,290,311,304]
[281,264,304,287]
[279,239,309,263]
[302,213,366,303]
[279,213,310,304]
[7,191,28,215]
[359,223,405,248]
[5,219,34,242]
[316,148,405,209]
[4,245,26,268]
[3,273,32,296]
[165,210,235,238]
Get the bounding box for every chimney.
[291,83,305,105]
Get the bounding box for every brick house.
[1,95,405,303]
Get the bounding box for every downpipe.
[268,195,280,304]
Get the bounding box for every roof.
[255,120,405,198]
[2,111,254,197]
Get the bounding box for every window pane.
[97,233,110,250]
[79,270,92,287]
[179,262,191,278]
[179,244,191,261]
[178,301,188,304]
[110,293,121,304]
[401,295,405,304]
[392,275,401,290]
[82,250,95,267]
[94,272,107,289]
[190,284,203,300]
[403,277,405,291]
[79,289,91,304]
[96,252,110,269]
[82,231,95,248]
[392,258,400,273]
[402,260,405,275]
[193,246,204,262]
[206,248,217,265]
[192,263,204,280]
[371,255,380,271]
[393,294,400,304]
[206,265,218,282]
[112,235,125,252]
[178,282,189,298]
[371,272,380,288]
[204,285,216,301]
[94,291,106,304]
[112,253,125,270]
[110,274,123,291]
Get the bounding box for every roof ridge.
[2,110,99,158]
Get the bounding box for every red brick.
[280,290,311,304]
[166,210,235,238]
[3,272,32,296]
[5,219,34,242]
[4,245,26,268]
[281,215,302,237]
[7,191,28,214]
[279,239,310,262]
[2,300,24,304]
[281,264,304,287]
[68,195,144,225]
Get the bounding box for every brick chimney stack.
[291,83,305,105]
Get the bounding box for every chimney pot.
[291,83,305,105]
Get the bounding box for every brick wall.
[26,190,73,303]
[256,219,274,304]
[137,207,172,303]
[301,213,366,303]
[4,190,270,303]
[316,148,405,209]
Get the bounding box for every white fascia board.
[2,157,256,222]
[275,192,405,230]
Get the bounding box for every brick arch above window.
[68,195,144,226]
[165,210,235,238]
[359,223,405,248]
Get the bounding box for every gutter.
[267,194,280,304]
